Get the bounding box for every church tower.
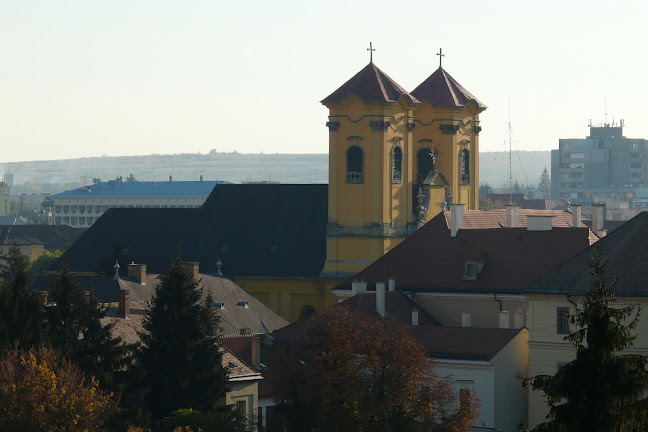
[321,57,420,277]
[410,52,487,212]
[321,50,486,278]
[0,180,10,216]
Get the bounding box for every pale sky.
[1,0,647,163]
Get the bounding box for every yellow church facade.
[239,54,486,321]
[321,59,486,277]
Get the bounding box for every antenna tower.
[507,77,513,205]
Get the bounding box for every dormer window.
[392,146,403,183]
[346,146,364,184]
[463,260,484,280]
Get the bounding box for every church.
[54,49,485,322]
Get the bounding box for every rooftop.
[411,67,486,110]
[53,180,229,198]
[321,62,419,106]
[336,211,595,294]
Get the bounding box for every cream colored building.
[523,211,648,429]
[51,179,227,228]
[0,181,10,216]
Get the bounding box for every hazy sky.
[1,0,647,163]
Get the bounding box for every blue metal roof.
[53,180,229,198]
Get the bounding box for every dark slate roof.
[272,291,522,362]
[336,212,593,294]
[321,62,420,106]
[524,212,648,297]
[55,184,328,278]
[411,67,486,110]
[0,225,85,250]
[31,273,288,336]
[53,208,195,274]
[53,180,229,198]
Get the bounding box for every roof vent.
[215,301,225,309]
[237,300,249,308]
[228,361,238,368]
[271,245,278,252]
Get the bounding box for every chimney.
[506,204,519,228]
[127,262,147,285]
[527,215,556,231]
[250,337,261,369]
[411,309,419,326]
[514,309,524,328]
[185,262,200,283]
[591,203,605,232]
[351,280,367,295]
[376,282,385,317]
[461,312,471,327]
[169,175,172,182]
[571,204,582,228]
[118,289,130,318]
[499,311,510,329]
[388,277,396,292]
[450,203,465,237]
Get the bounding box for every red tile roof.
[321,62,420,106]
[411,67,486,110]
[337,212,594,294]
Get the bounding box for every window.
[417,147,436,183]
[392,146,403,183]
[236,400,247,417]
[346,146,364,184]
[459,388,471,410]
[557,307,570,334]
[460,149,470,185]
[631,163,643,169]
[461,312,471,327]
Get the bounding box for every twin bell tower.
[321,47,486,277]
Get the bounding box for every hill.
[0,150,550,193]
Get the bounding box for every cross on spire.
[437,48,445,68]
[367,42,375,63]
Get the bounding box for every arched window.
[460,148,470,185]
[346,146,364,184]
[392,146,403,183]
[417,148,437,183]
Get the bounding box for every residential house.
[238,290,528,432]
[333,204,598,329]
[523,211,648,429]
[0,224,84,262]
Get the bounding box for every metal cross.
[437,48,445,67]
[367,42,375,63]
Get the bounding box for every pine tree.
[0,244,47,350]
[539,167,551,198]
[523,249,648,432]
[137,254,230,420]
[46,263,125,387]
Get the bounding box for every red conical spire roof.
[411,67,486,110]
[321,62,420,106]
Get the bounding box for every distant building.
[2,173,14,188]
[551,123,648,206]
[51,179,228,228]
[0,225,84,262]
[484,193,569,210]
[0,181,10,216]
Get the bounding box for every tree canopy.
[274,307,478,432]
[523,249,648,432]
[137,254,230,420]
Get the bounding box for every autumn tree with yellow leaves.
[0,347,117,432]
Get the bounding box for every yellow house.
[523,212,648,429]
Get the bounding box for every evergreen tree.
[479,182,493,197]
[0,244,47,350]
[137,254,230,420]
[46,263,125,387]
[523,249,648,432]
[539,167,551,198]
